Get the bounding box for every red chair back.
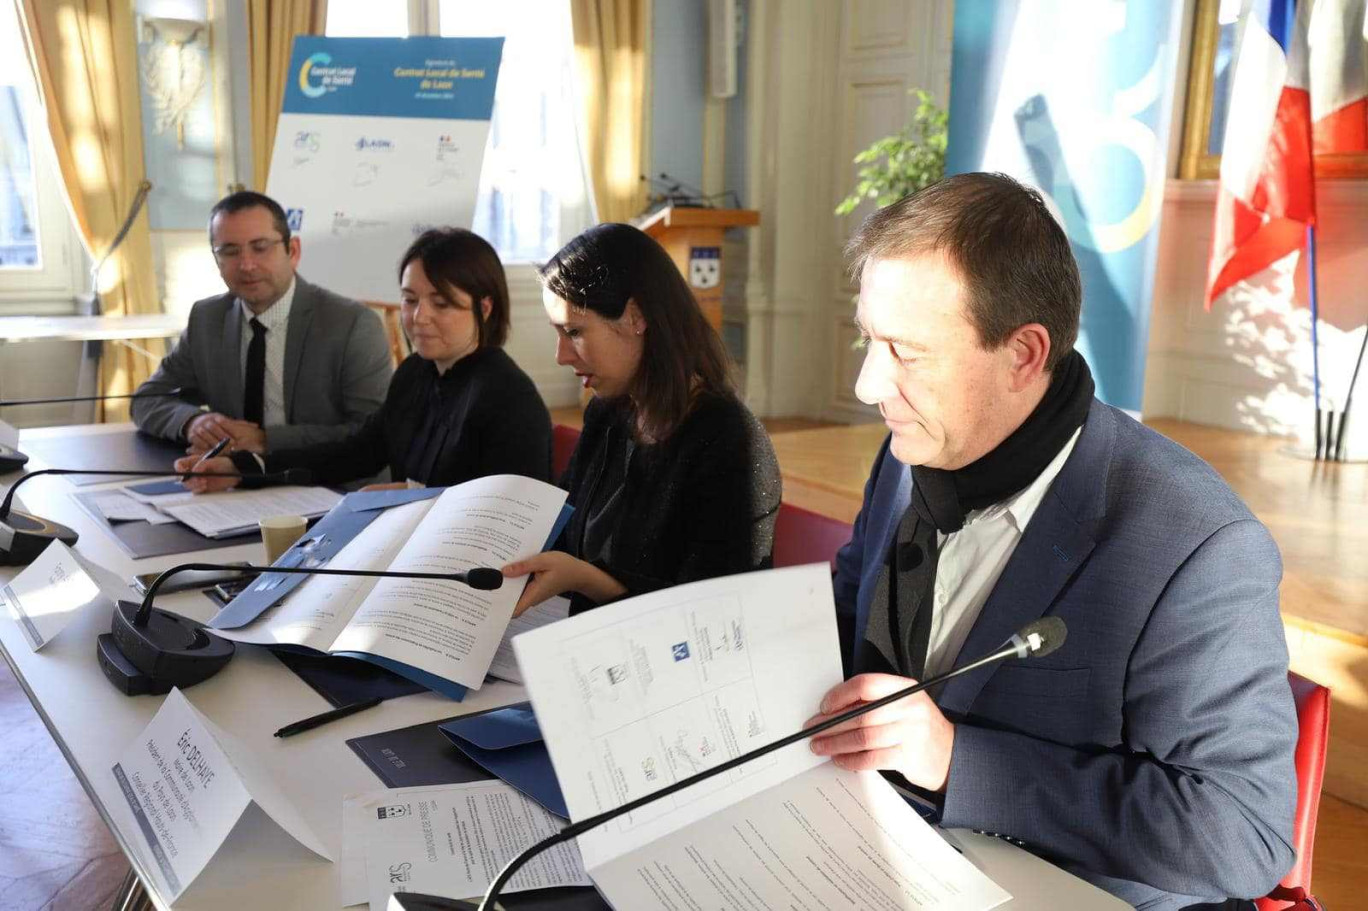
[772,502,853,569]
[552,424,580,483]
[1257,670,1330,911]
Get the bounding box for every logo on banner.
[435,134,460,161]
[355,136,395,153]
[298,51,356,98]
[293,132,320,153]
[286,209,304,233]
[688,247,721,289]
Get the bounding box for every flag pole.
[1307,224,1324,458]
[1335,326,1367,462]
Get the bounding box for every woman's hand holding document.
[510,563,1012,910]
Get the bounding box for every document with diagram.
[513,564,1011,910]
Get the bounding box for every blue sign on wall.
[945,2,1184,412]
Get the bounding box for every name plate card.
[111,688,331,900]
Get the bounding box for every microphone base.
[0,510,80,565]
[0,443,28,473]
[107,600,234,694]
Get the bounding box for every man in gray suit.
[132,191,392,454]
[807,173,1298,910]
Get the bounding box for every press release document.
[357,782,590,909]
[513,563,1010,910]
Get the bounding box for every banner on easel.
[265,37,503,302]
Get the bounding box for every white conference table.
[0,423,1130,910]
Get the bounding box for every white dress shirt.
[237,278,295,429]
[922,427,1082,679]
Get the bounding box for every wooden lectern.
[636,207,760,330]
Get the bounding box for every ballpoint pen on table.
[273,697,383,738]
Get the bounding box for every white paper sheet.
[162,486,342,537]
[87,490,179,524]
[0,418,18,448]
[513,564,840,870]
[513,564,1012,910]
[213,501,431,651]
[0,540,113,650]
[330,474,566,690]
[594,763,1011,911]
[109,689,330,901]
[486,596,569,684]
[355,782,590,909]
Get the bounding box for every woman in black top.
[176,229,551,490]
[504,223,780,615]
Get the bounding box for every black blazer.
[237,348,551,487]
[558,392,781,613]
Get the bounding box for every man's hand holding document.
[512,563,1011,910]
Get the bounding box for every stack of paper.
[159,486,342,538]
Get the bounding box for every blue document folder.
[439,703,567,818]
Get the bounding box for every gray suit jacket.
[131,275,392,450]
[833,400,1298,910]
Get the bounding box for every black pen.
[191,436,230,470]
[273,697,383,738]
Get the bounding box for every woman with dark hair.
[504,222,781,615]
[175,228,552,490]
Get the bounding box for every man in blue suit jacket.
[806,173,1297,910]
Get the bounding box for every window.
[0,0,83,310]
[1180,0,1368,179]
[321,0,594,263]
[325,0,409,38]
[439,0,594,262]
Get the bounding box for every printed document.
[513,564,1011,910]
[160,485,342,537]
[349,782,590,909]
[213,474,567,692]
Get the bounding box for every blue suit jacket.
[833,400,1298,910]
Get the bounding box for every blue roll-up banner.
[945,2,1183,412]
[265,37,503,301]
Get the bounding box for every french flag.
[1310,0,1368,153]
[1206,0,1316,309]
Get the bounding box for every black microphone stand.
[0,467,251,564]
[104,561,504,695]
[476,620,1065,909]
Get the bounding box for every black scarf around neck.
[910,349,1095,535]
[859,350,1094,680]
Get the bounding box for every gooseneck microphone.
[101,560,505,695]
[0,387,184,471]
[474,617,1068,911]
[0,467,311,565]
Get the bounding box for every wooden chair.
[364,301,409,367]
[772,502,852,569]
[552,424,581,483]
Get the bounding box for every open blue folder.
[438,703,567,818]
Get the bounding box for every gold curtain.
[247,0,327,191]
[18,0,163,422]
[569,0,649,224]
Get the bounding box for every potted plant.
[835,89,948,216]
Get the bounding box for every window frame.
[0,74,85,314]
[1179,0,1368,180]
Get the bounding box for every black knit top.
[558,391,781,614]
[234,348,552,487]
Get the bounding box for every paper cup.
[259,514,307,564]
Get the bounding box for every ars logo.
[688,247,720,289]
[389,862,412,883]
